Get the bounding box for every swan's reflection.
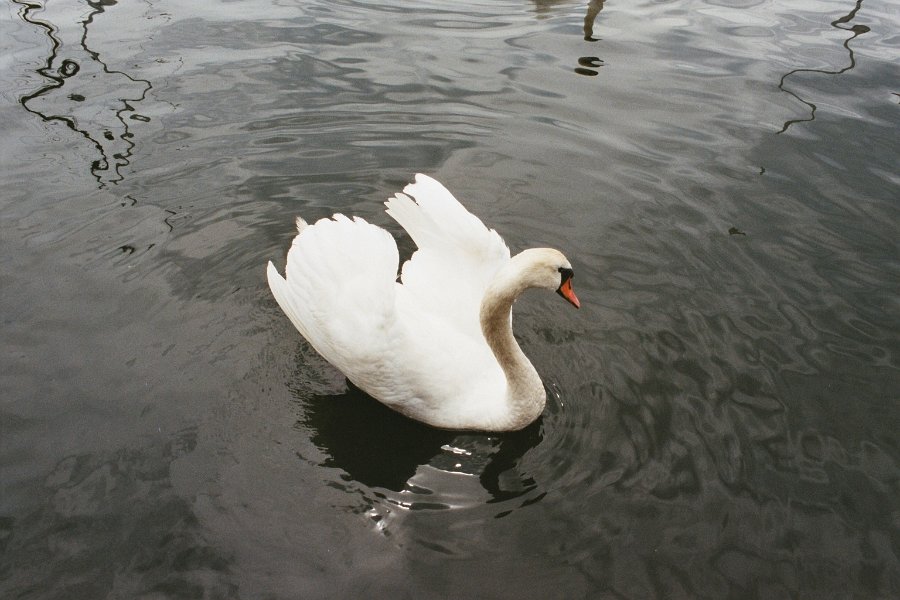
[14,0,151,185]
[299,382,543,504]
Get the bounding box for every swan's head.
[513,248,580,309]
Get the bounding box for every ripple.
[0,431,234,597]
[290,372,554,531]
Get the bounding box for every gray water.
[1,0,898,598]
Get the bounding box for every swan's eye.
[558,266,574,282]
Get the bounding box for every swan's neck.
[479,256,546,429]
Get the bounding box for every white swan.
[266,174,579,431]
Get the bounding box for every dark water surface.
[1,0,898,598]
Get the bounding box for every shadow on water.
[777,0,869,133]
[13,0,151,186]
[297,381,544,505]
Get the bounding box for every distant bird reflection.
[14,0,151,185]
[577,0,606,75]
[298,381,543,500]
[584,0,606,41]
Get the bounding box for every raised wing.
[384,174,511,339]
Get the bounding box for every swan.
[266,174,579,431]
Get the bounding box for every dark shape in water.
[300,381,543,499]
[777,0,869,134]
[576,56,604,76]
[584,0,606,42]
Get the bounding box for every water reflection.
[298,382,543,507]
[14,0,151,185]
[778,0,869,133]
[584,0,605,41]
[531,0,606,44]
[577,0,606,75]
[530,0,573,18]
[575,56,604,76]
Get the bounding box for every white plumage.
[267,174,579,431]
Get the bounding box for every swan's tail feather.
[267,260,312,341]
[295,217,308,233]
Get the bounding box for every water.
[1,0,898,597]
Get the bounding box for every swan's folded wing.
[384,174,511,338]
[267,215,406,394]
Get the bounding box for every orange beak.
[557,277,580,309]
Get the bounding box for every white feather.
[267,174,577,431]
[385,174,511,340]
